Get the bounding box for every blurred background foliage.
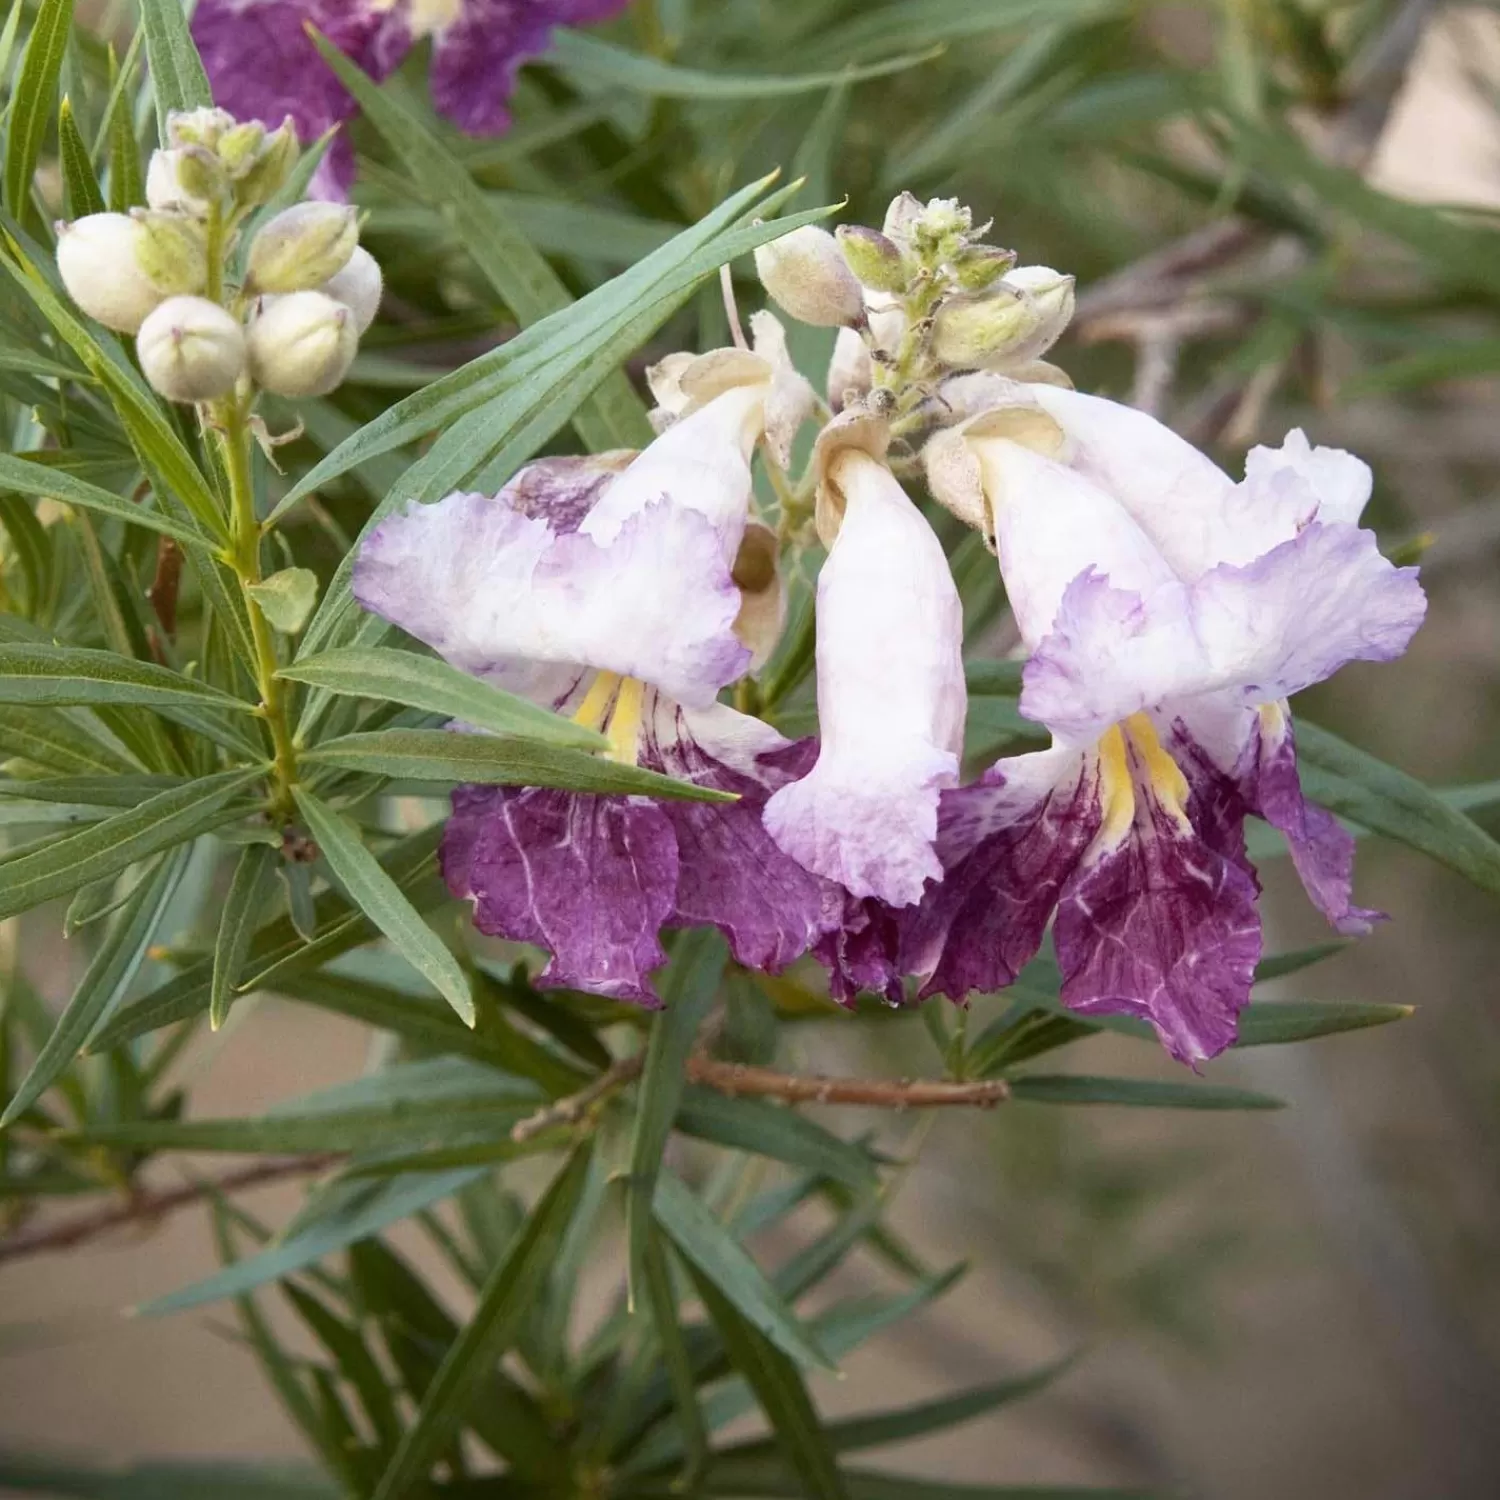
[1,1,1499,1497]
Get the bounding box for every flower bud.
[55,213,166,332]
[234,118,299,208]
[835,225,907,294]
[166,107,235,150]
[320,245,382,334]
[881,191,923,246]
[753,225,865,328]
[246,202,359,294]
[216,121,265,174]
[146,146,226,214]
[132,210,208,294]
[995,265,1075,363]
[952,244,1017,292]
[137,295,246,403]
[248,290,358,397]
[826,326,872,413]
[930,267,1074,370]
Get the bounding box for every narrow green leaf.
[640,1228,708,1484]
[210,843,276,1030]
[308,28,650,453]
[627,930,727,1306]
[370,1145,593,1500]
[140,1165,487,1316]
[0,644,253,713]
[0,768,259,920]
[1007,1074,1282,1110]
[720,1359,1078,1463]
[550,28,937,98]
[0,774,192,808]
[4,0,74,221]
[1,847,184,1125]
[676,1088,878,1191]
[92,829,445,1048]
[0,706,134,774]
[272,176,822,519]
[57,96,106,219]
[302,727,735,802]
[0,1457,336,1499]
[292,786,472,1025]
[281,646,606,750]
[138,0,213,139]
[684,1259,848,1500]
[655,1169,834,1371]
[105,39,145,213]
[1296,720,1500,899]
[1254,941,1347,982]
[283,1283,401,1455]
[1234,1000,1412,1046]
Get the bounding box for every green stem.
[219,397,297,821]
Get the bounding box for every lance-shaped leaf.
[684,1258,848,1500]
[655,1169,833,1372]
[210,843,277,1031]
[1007,1075,1282,1109]
[0,767,260,920]
[4,0,73,221]
[370,1144,594,1500]
[626,930,726,1306]
[281,646,605,750]
[138,0,212,136]
[302,728,734,802]
[293,786,473,1026]
[0,644,254,714]
[1295,720,1500,900]
[0,847,186,1126]
[57,96,105,220]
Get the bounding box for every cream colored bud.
[217,121,266,174]
[881,191,923,246]
[235,118,299,208]
[835,225,907,294]
[753,225,865,328]
[55,213,166,332]
[137,296,246,403]
[166,107,235,150]
[931,267,1074,370]
[826,326,872,413]
[248,291,358,397]
[247,202,359,294]
[132,210,208,294]
[953,244,1017,292]
[146,146,225,214]
[995,265,1075,362]
[320,245,382,334]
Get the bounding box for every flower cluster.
[192,0,632,200]
[54,108,382,407]
[354,194,1426,1064]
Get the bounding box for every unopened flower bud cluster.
[54,107,382,407]
[754,194,1074,444]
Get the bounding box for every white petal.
[971,437,1177,649]
[763,453,965,905]
[1242,428,1372,527]
[580,382,765,556]
[1027,385,1237,580]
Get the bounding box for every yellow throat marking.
[570,670,646,766]
[1094,712,1193,850]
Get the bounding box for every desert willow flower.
[908,386,1426,1062]
[354,319,845,1003]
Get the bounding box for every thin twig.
[510,1056,643,1144]
[686,1057,1010,1109]
[720,263,748,350]
[0,1154,340,1267]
